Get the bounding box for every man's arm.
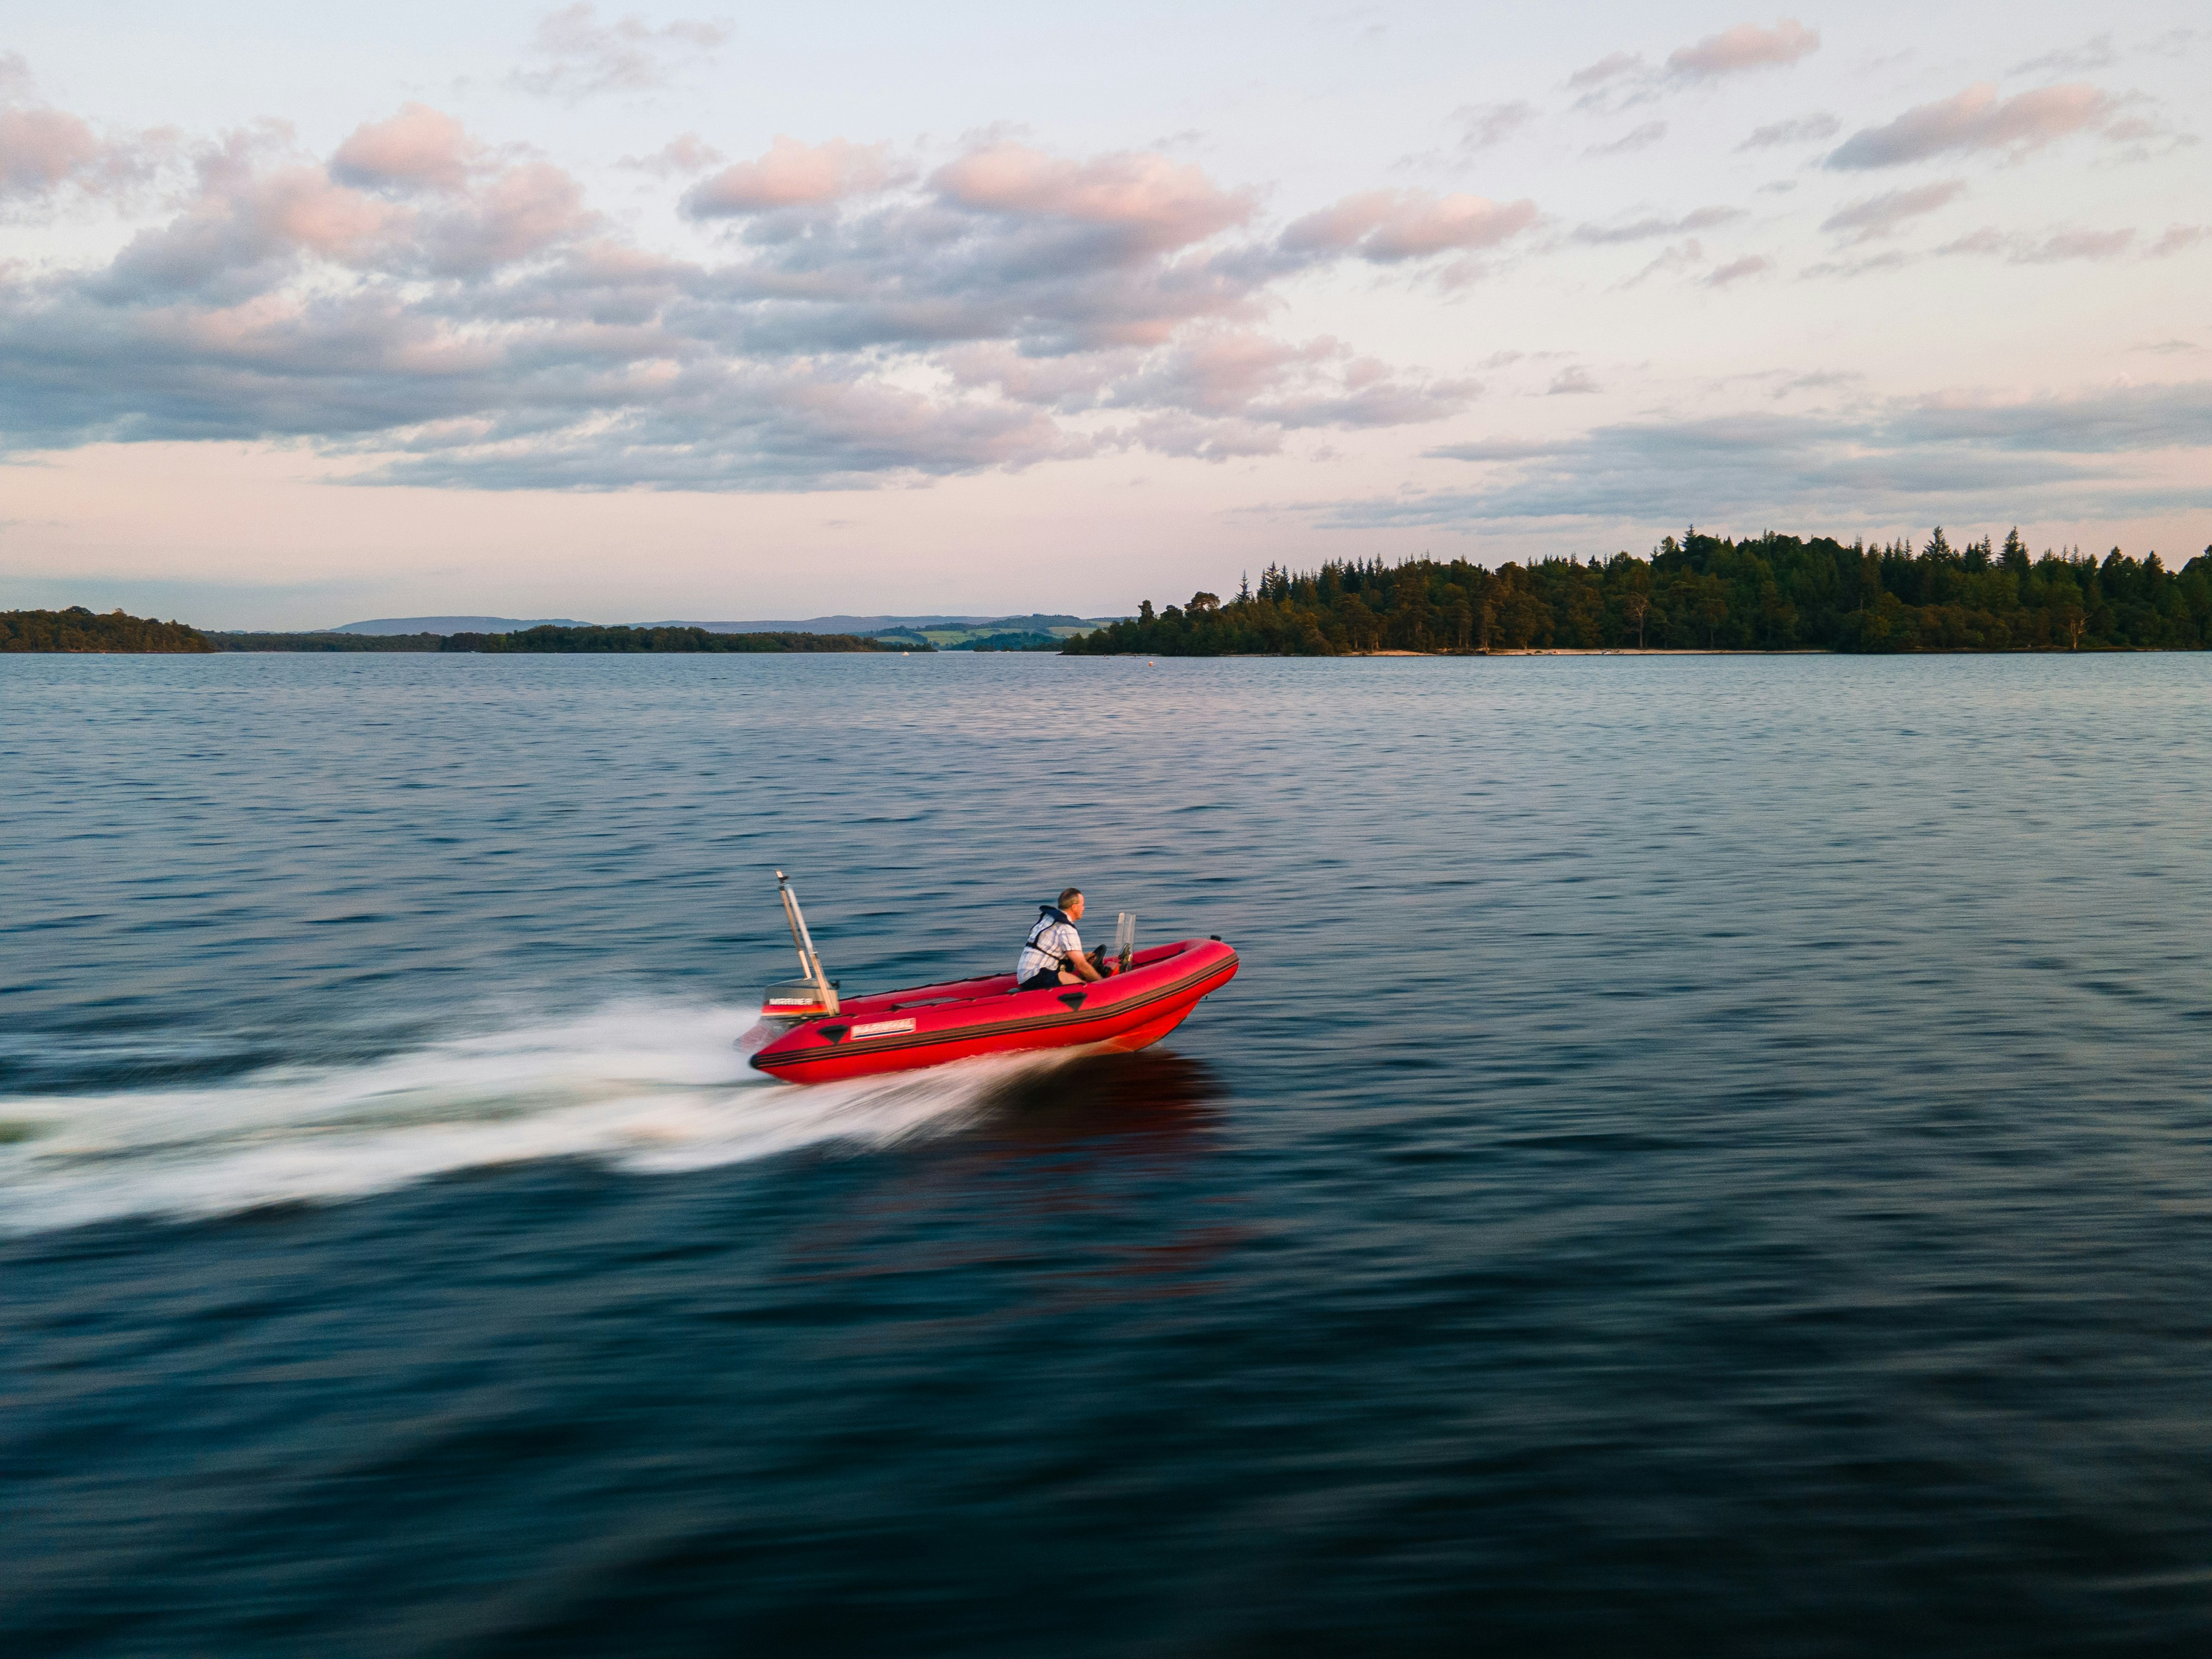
[1062,926,1105,981]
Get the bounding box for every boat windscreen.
[1114,912,1136,972]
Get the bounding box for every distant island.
[440,625,905,653]
[1,613,905,655]
[327,615,589,635]
[330,612,1117,646]
[209,625,908,653]
[5,609,1104,654]
[1064,533,2212,655]
[2,607,212,653]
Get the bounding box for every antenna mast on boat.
[776,870,838,1014]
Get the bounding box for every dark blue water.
[7,652,2212,1655]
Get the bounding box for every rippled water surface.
[6,651,2212,1655]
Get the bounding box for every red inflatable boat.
[747,874,1238,1086]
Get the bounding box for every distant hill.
[452,625,902,654]
[332,615,587,635]
[636,614,1121,635]
[650,614,999,634]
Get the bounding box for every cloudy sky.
[2,2,2206,626]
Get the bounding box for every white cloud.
[1455,101,1538,152]
[1587,121,1667,157]
[1567,51,1643,93]
[1704,253,1772,286]
[1573,205,1741,244]
[617,133,723,176]
[510,4,729,101]
[1936,225,2136,264]
[2012,34,2116,75]
[1819,181,1967,243]
[2146,225,2206,258]
[1739,113,1839,150]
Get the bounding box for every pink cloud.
[684,136,892,215]
[331,104,478,194]
[260,168,410,260]
[0,116,1523,491]
[1282,189,1537,262]
[0,105,103,198]
[932,144,1251,250]
[1666,19,1819,81]
[1120,331,1335,415]
[87,122,598,298]
[1827,82,2116,168]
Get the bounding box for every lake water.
[6,651,2212,1655]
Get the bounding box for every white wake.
[0,999,1071,1236]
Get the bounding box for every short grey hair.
[1057,887,1083,910]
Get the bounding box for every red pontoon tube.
[747,876,1237,1086]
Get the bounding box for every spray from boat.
[0,998,1075,1237]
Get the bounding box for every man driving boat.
[1016,888,1109,992]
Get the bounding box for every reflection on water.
[6,651,2212,1655]
[980,1048,1230,1139]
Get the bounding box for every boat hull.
[748,938,1238,1085]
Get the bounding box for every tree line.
[1065,531,2212,655]
[205,631,450,651]
[2,607,211,652]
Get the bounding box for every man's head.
[1058,887,1084,921]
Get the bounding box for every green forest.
[2,607,211,652]
[1066,531,2212,655]
[206,632,449,651]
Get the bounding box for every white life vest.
[1015,906,1082,982]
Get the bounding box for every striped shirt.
[1015,910,1082,983]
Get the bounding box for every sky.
[1,2,2206,627]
